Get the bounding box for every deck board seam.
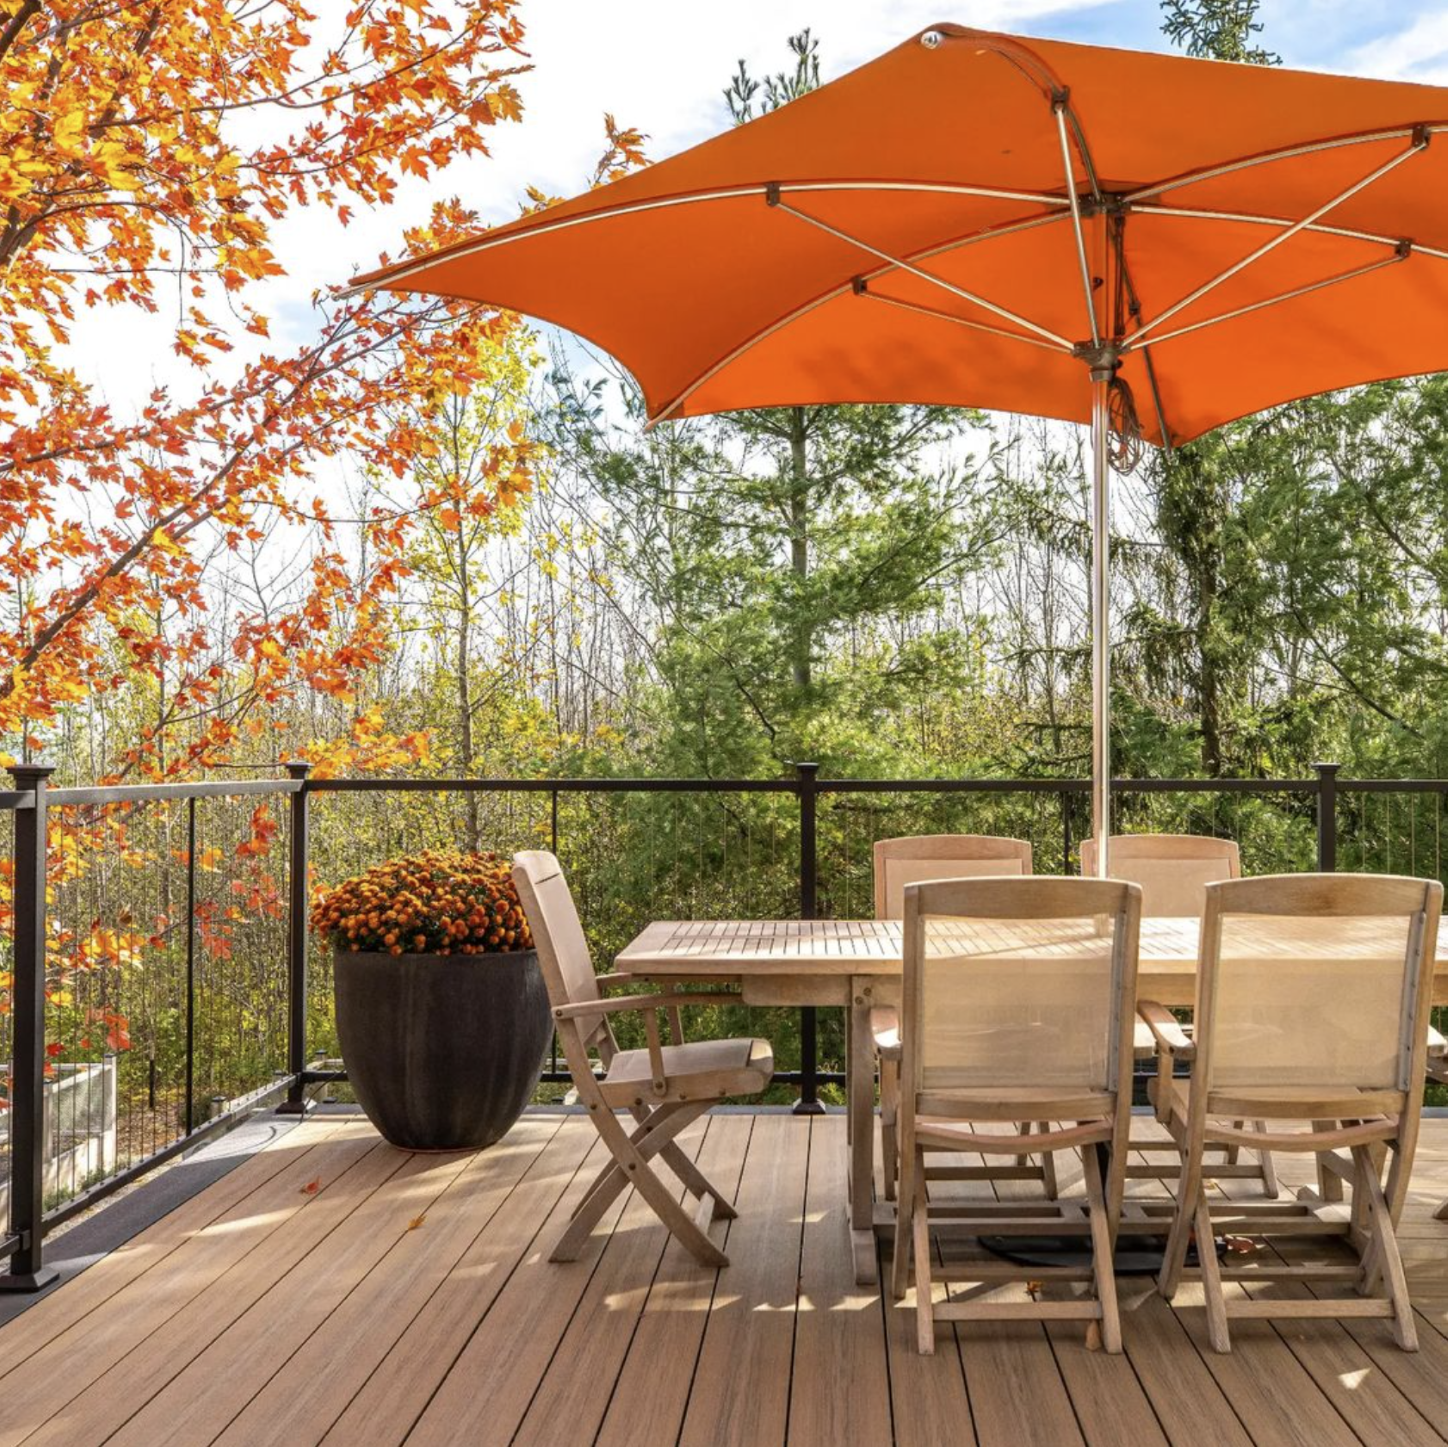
[781,1115,816,1447]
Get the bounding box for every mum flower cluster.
[310,850,534,957]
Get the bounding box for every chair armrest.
[551,990,740,1020]
[593,971,640,991]
[1137,1001,1195,1060]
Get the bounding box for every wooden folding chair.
[1083,833,1278,1198]
[512,850,773,1268]
[889,876,1142,1355]
[1146,873,1442,1352]
[869,836,1037,1202]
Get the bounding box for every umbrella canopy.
[346,24,1448,871]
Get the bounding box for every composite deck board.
[3,1111,1447,1445]
[676,1114,810,1447]
[508,1119,712,1447]
[591,1114,754,1447]
[321,1119,600,1445]
[215,1117,563,1447]
[107,1146,481,1447]
[786,1108,893,1447]
[0,1115,362,1376]
[21,1134,401,1447]
[0,1118,375,1447]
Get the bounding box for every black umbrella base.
[978,1234,1225,1276]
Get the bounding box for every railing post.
[184,795,197,1134]
[277,761,313,1115]
[1,764,58,1292]
[1315,762,1339,873]
[794,762,824,1116]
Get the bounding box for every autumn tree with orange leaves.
[0,0,572,781]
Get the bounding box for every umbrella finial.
[920,31,944,50]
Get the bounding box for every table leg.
[849,977,879,1286]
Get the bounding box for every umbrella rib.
[1131,202,1448,261]
[1129,134,1429,344]
[1125,125,1436,203]
[1121,251,1409,354]
[1056,102,1101,348]
[645,210,1069,428]
[859,290,1068,352]
[771,199,1074,349]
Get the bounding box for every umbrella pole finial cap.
[920,30,944,49]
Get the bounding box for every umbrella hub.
[1071,340,1121,382]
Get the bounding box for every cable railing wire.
[0,762,1445,1288]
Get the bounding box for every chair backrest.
[1194,874,1442,1097]
[512,850,606,1048]
[901,876,1141,1102]
[1080,833,1239,917]
[873,835,1033,920]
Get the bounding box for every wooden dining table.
[618,915,1448,1285]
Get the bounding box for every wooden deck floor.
[2,1110,1448,1446]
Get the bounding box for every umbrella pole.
[1089,367,1113,878]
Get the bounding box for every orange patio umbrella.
[346,24,1448,872]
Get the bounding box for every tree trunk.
[455,520,479,853]
[788,405,811,691]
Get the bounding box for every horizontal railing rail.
[3,758,1445,1290]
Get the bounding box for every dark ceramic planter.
[334,949,550,1151]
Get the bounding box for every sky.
[66,0,1448,412]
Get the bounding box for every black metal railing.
[2,759,1445,1289]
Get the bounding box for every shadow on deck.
[2,1109,1447,1445]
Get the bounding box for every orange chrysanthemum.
[310,850,533,957]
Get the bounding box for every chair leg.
[891,1145,916,1302]
[570,1101,694,1232]
[1224,1123,1243,1167]
[1036,1123,1059,1199]
[600,1107,729,1268]
[913,1166,935,1355]
[1313,1120,1345,1202]
[1082,1144,1122,1354]
[1252,1120,1279,1199]
[1353,1144,1417,1350]
[880,1056,899,1203]
[1158,1150,1201,1302]
[1194,1189,1231,1353]
[555,1101,720,1265]
[634,1105,739,1220]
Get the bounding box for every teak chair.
[1080,833,1240,918]
[1144,873,1442,1352]
[889,876,1142,1355]
[869,836,1037,1200]
[512,850,774,1268]
[1082,833,1278,1197]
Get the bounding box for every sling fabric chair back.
[870,835,1038,1197]
[1149,872,1442,1352]
[873,834,1034,920]
[891,875,1141,1354]
[1080,832,1275,1193]
[1080,833,1239,918]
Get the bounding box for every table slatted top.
[618,916,1448,977]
